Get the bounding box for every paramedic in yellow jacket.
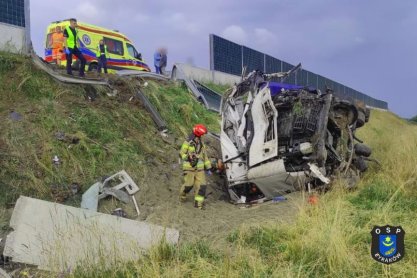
[179,124,212,209]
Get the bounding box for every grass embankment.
[201,82,231,95]
[0,51,218,209]
[73,114,417,277]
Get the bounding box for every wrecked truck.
[220,65,373,203]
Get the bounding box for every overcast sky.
[30,0,416,118]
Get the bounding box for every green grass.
[201,82,231,95]
[0,52,219,207]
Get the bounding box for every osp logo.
[371,225,405,264]
[82,34,91,46]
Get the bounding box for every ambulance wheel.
[88,62,98,72]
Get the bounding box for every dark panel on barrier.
[210,34,242,75]
[297,69,308,86]
[242,46,264,73]
[282,61,296,84]
[209,34,388,110]
[306,70,317,88]
[265,54,281,73]
[0,0,25,27]
[317,75,326,92]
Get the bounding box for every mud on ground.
[97,134,301,246]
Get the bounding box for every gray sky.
[30,0,417,118]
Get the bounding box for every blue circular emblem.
[82,34,91,46]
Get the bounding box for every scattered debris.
[81,182,100,211]
[111,208,128,218]
[99,187,131,204]
[272,196,287,203]
[70,183,81,195]
[8,111,22,122]
[52,155,60,166]
[54,131,80,145]
[308,195,319,205]
[134,89,168,133]
[3,196,179,271]
[81,170,141,216]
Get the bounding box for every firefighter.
[179,124,212,209]
[96,39,108,75]
[63,18,86,77]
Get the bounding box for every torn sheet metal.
[99,188,131,204]
[3,196,179,272]
[80,182,100,211]
[308,163,330,184]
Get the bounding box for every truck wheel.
[354,143,372,157]
[354,156,368,172]
[365,108,371,122]
[356,109,366,128]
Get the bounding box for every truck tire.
[365,108,371,122]
[354,143,372,157]
[354,156,368,172]
[356,109,366,128]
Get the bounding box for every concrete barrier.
[3,196,179,271]
[173,63,240,86]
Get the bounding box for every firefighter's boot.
[194,195,205,210]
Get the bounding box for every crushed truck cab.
[220,67,372,203]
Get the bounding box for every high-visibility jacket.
[179,135,212,171]
[52,32,64,49]
[96,44,108,58]
[65,26,77,48]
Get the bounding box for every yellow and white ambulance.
[45,19,150,72]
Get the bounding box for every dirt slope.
[0,52,299,247]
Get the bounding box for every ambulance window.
[126,43,138,58]
[46,34,52,48]
[104,37,124,56]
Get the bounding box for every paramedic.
[96,39,108,74]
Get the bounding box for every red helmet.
[193,124,208,137]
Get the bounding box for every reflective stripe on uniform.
[194,195,204,202]
[179,137,211,171]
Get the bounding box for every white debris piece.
[308,163,330,184]
[3,196,179,271]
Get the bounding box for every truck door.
[248,86,278,167]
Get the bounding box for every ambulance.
[44,19,151,72]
